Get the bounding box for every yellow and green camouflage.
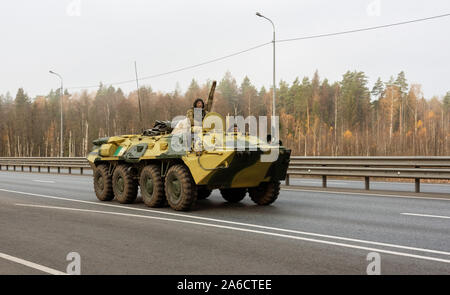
[87,121,291,189]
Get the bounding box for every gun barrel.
[206,81,216,112]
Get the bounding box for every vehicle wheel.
[197,186,212,200]
[165,164,197,211]
[139,165,165,207]
[248,181,280,205]
[93,164,114,201]
[220,188,247,203]
[113,165,138,204]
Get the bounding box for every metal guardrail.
[287,156,450,193]
[0,157,90,174]
[0,156,449,193]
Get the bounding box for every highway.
[0,171,449,275]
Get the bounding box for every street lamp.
[49,70,64,157]
[256,12,276,119]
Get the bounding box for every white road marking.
[0,252,66,275]
[2,187,450,257]
[14,203,450,264]
[2,170,448,187]
[282,187,450,201]
[32,180,55,183]
[1,171,449,198]
[401,213,450,220]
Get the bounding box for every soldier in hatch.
[186,98,208,126]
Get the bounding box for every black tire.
[112,165,138,204]
[93,164,114,201]
[165,164,197,211]
[139,165,165,207]
[220,188,247,203]
[248,181,280,205]
[197,187,212,200]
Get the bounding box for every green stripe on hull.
[205,151,261,189]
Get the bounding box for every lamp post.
[49,70,64,157]
[256,12,276,119]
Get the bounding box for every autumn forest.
[0,70,449,157]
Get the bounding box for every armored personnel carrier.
[87,82,291,211]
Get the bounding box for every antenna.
[134,61,144,132]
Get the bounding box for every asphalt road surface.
[0,171,449,275]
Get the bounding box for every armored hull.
[87,128,290,211]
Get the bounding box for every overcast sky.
[1,0,449,99]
